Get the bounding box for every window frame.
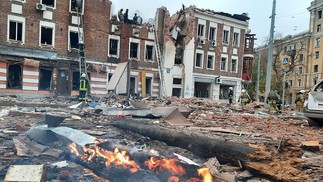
[197,24,205,37]
[209,27,216,41]
[39,21,55,47]
[129,39,140,60]
[220,57,228,72]
[108,38,119,58]
[68,26,82,50]
[69,0,84,14]
[315,51,319,59]
[231,58,238,73]
[206,54,215,70]
[314,65,319,72]
[41,0,56,9]
[145,42,154,62]
[195,52,203,68]
[223,30,229,44]
[233,32,239,46]
[7,15,25,44]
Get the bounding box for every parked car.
[303,79,323,126]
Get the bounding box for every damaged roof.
[194,7,250,22]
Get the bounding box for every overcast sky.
[111,0,312,45]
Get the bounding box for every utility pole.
[264,0,276,105]
[256,48,261,102]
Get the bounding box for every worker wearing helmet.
[79,73,88,102]
[239,89,251,109]
[228,87,234,105]
[267,90,281,114]
[295,90,305,112]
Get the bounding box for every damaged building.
[0,0,112,96]
[155,6,255,101]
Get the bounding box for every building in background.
[155,6,254,101]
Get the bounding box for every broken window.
[172,88,181,97]
[299,54,304,62]
[245,39,251,49]
[70,31,79,49]
[198,24,204,37]
[9,21,23,41]
[209,27,216,41]
[195,82,209,98]
[39,67,52,91]
[221,57,227,71]
[41,26,53,45]
[298,67,303,74]
[207,55,214,69]
[297,79,301,87]
[108,73,113,81]
[233,33,239,46]
[7,64,22,89]
[109,39,119,56]
[173,78,182,85]
[70,0,82,12]
[72,71,80,91]
[41,0,55,7]
[231,59,237,72]
[145,45,154,61]
[223,30,229,44]
[316,38,320,47]
[195,53,202,68]
[315,51,319,59]
[130,42,139,59]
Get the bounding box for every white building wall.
[183,39,195,98]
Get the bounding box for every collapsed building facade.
[155,6,255,101]
[0,1,254,100]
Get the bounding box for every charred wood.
[113,119,256,166]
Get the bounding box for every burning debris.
[68,140,213,182]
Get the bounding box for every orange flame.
[68,142,140,173]
[145,157,186,176]
[198,168,213,182]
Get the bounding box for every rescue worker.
[295,90,305,112]
[228,87,234,105]
[239,89,251,108]
[79,73,88,102]
[118,9,124,22]
[267,90,281,114]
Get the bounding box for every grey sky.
[111,0,312,45]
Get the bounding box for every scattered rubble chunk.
[4,165,46,182]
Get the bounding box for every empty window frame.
[314,65,319,72]
[174,58,182,64]
[195,53,203,68]
[41,0,55,8]
[207,55,214,69]
[72,71,80,91]
[319,10,322,19]
[8,15,25,43]
[172,88,181,97]
[223,30,229,44]
[69,31,79,49]
[220,57,227,71]
[298,67,303,74]
[7,64,22,89]
[130,42,139,59]
[70,0,83,13]
[209,27,216,41]
[40,21,55,46]
[109,39,119,56]
[233,32,239,46]
[297,79,301,87]
[231,59,237,72]
[198,24,205,37]
[145,45,154,61]
[299,54,304,62]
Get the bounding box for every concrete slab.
[163,109,193,126]
[4,165,46,182]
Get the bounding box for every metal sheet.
[163,109,193,126]
[4,165,45,182]
[106,62,128,92]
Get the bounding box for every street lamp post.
[256,48,261,102]
[264,0,276,105]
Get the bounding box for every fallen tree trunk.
[113,119,257,166]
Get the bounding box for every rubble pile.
[0,95,322,182]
